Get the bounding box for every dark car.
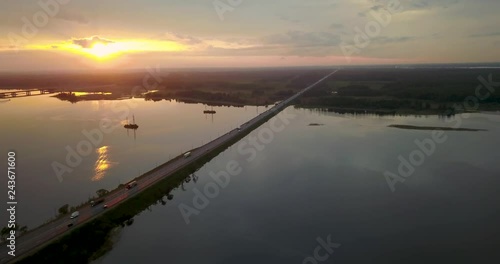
[126,181,138,189]
[90,199,105,207]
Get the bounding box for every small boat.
[124,115,139,129]
[203,106,216,114]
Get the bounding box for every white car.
[70,211,80,219]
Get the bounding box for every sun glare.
[29,38,187,64]
[84,43,125,59]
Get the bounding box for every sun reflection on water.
[93,146,116,181]
[73,92,112,96]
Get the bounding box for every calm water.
[93,107,500,264]
[2,95,500,263]
[0,94,266,228]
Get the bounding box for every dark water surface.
[95,108,500,263]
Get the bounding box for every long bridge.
[0,89,57,99]
[0,69,338,264]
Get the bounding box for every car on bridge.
[126,181,138,189]
[90,199,105,207]
[70,211,79,219]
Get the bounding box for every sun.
[30,38,188,63]
[85,43,123,59]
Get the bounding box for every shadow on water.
[297,106,464,119]
[52,91,275,108]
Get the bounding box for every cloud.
[330,23,344,29]
[370,4,385,11]
[277,14,300,24]
[395,0,467,13]
[160,32,203,45]
[358,0,464,17]
[257,30,343,57]
[468,31,500,38]
[373,36,416,44]
[262,31,342,48]
[72,36,114,49]
[0,45,17,50]
[56,11,90,25]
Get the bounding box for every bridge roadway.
[0,69,338,263]
[0,89,55,99]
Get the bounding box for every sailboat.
[124,115,139,129]
[203,105,216,114]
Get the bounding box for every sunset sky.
[1,0,499,71]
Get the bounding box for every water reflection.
[303,107,462,119]
[0,94,271,228]
[126,127,138,141]
[73,92,112,96]
[54,92,117,104]
[92,146,116,181]
[99,108,500,264]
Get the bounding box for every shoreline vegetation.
[44,69,334,106]
[40,68,500,116]
[388,124,488,132]
[295,68,500,115]
[14,94,297,264]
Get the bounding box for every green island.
[388,124,488,132]
[308,123,325,126]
